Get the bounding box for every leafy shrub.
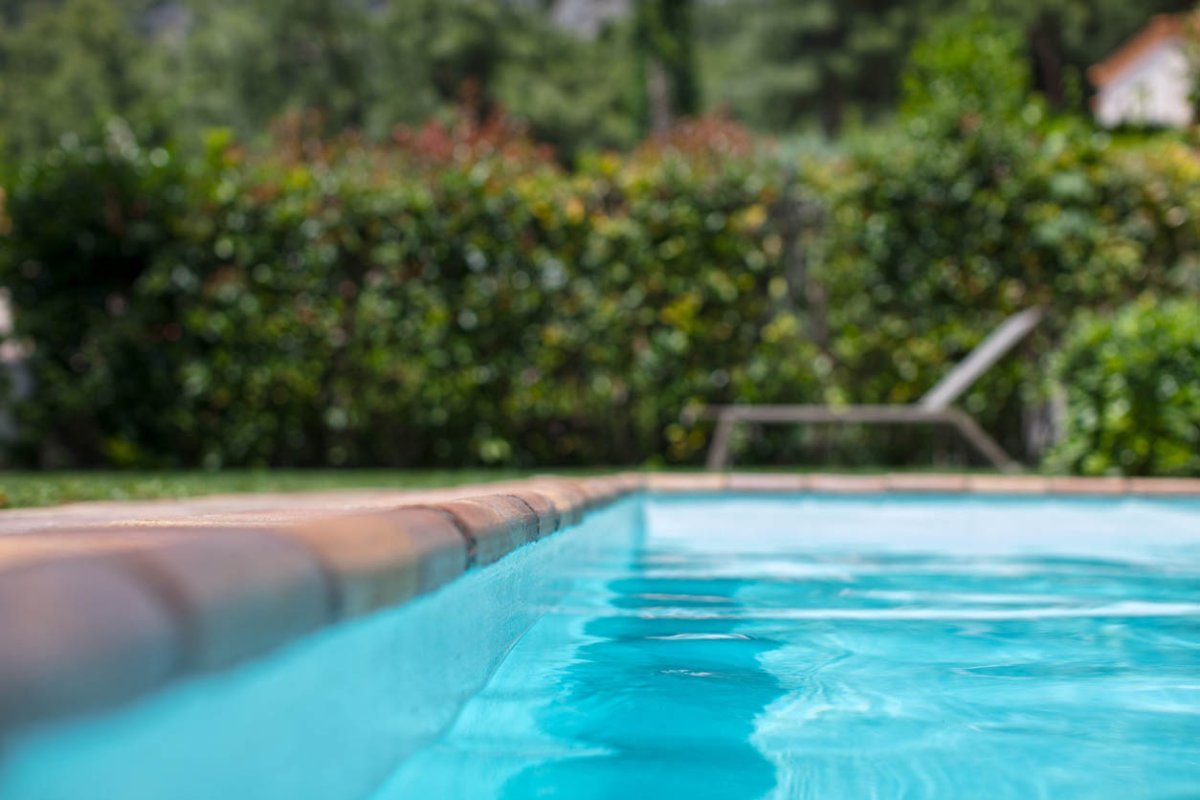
[1,102,1197,472]
[900,2,1031,129]
[804,9,1200,462]
[2,116,809,467]
[1045,298,1200,477]
[0,121,185,465]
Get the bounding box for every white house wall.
[1095,38,1195,127]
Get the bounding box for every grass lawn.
[0,469,603,509]
[0,465,1005,509]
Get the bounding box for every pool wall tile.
[276,509,467,620]
[575,479,615,505]
[645,473,730,492]
[548,478,607,509]
[0,529,198,568]
[807,474,888,493]
[1047,477,1130,495]
[1127,477,1200,495]
[116,532,334,672]
[500,491,561,538]
[587,474,642,500]
[430,496,540,567]
[614,472,649,493]
[727,474,812,492]
[884,473,971,492]
[966,475,1051,494]
[3,470,1200,739]
[523,481,589,525]
[0,557,182,730]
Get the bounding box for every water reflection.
[499,569,784,799]
[380,496,1200,799]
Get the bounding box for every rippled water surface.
[382,495,1200,799]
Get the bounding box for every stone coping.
[0,472,1196,735]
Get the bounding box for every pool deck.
[1,472,1198,737]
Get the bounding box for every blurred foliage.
[162,0,639,156]
[0,0,168,157]
[157,0,378,136]
[987,0,1196,108]
[2,100,1197,470]
[900,3,1031,126]
[2,113,807,468]
[698,0,935,135]
[633,0,699,132]
[1045,298,1200,477]
[1,4,1198,474]
[810,9,1200,460]
[2,0,1196,159]
[495,10,639,158]
[697,0,1195,134]
[0,0,642,162]
[0,120,186,466]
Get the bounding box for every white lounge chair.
[695,309,1044,471]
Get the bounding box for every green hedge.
[809,127,1200,460]
[1,116,1196,470]
[1045,298,1200,477]
[0,124,187,466]
[2,119,816,467]
[804,7,1199,464]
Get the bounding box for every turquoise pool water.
[3,495,1199,799]
[382,495,1200,799]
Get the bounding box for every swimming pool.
[3,488,1200,798]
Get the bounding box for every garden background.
[1,0,1197,477]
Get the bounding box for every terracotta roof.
[1088,13,1195,88]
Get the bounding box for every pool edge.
[1,471,1198,735]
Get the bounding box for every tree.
[900,1,1031,128]
[697,0,948,136]
[0,0,159,159]
[158,0,637,157]
[634,0,698,133]
[157,0,375,139]
[371,0,511,128]
[495,13,640,158]
[990,0,1196,110]
[697,0,1199,134]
